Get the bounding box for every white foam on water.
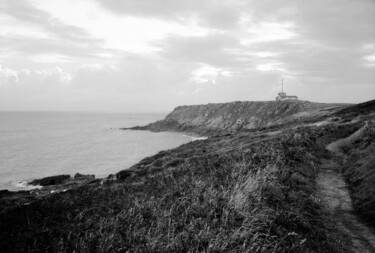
[191,136,208,141]
[9,180,42,191]
[183,134,208,141]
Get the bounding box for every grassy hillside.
[340,121,375,226]
[1,122,365,252]
[332,100,375,226]
[1,100,373,252]
[128,100,348,136]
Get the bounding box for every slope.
[126,100,348,136]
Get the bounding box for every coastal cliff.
[1,100,374,252]
[128,100,348,135]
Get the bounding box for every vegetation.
[340,120,375,226]
[1,100,374,252]
[335,100,375,118]
[128,100,348,136]
[0,123,355,252]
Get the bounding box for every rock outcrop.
[29,174,71,186]
[74,173,95,180]
[127,100,348,136]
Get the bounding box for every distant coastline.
[0,112,192,191]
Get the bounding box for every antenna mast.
[281,79,284,93]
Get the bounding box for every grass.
[340,120,375,226]
[0,123,353,252]
[335,99,375,118]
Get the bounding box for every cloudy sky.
[0,0,374,112]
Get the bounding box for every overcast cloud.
[0,0,374,112]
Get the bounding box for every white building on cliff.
[276,80,298,101]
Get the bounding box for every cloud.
[0,0,109,63]
[155,33,247,68]
[243,0,375,45]
[94,0,242,30]
[71,54,197,93]
[197,5,240,30]
[0,65,19,84]
[93,0,213,20]
[0,65,71,87]
[364,54,375,67]
[1,0,101,44]
[1,0,374,111]
[94,0,198,18]
[0,64,74,111]
[0,35,108,59]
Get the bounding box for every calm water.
[0,112,192,191]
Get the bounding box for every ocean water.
[0,112,192,191]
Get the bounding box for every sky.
[0,0,374,112]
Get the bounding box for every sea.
[0,112,194,191]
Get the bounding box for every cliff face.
[129,100,348,135]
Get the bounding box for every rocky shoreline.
[0,173,100,212]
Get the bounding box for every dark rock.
[74,173,95,180]
[116,170,135,180]
[87,179,101,185]
[0,190,10,194]
[0,190,13,197]
[106,174,116,181]
[29,174,71,186]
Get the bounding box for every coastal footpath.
[0,99,374,252]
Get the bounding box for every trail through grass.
[316,124,375,252]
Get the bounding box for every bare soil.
[317,127,375,252]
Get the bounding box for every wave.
[9,180,42,190]
[191,136,208,141]
[182,135,208,141]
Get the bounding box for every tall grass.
[341,121,375,226]
[0,127,349,252]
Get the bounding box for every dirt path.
[316,125,375,252]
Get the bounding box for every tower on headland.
[276,79,298,101]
